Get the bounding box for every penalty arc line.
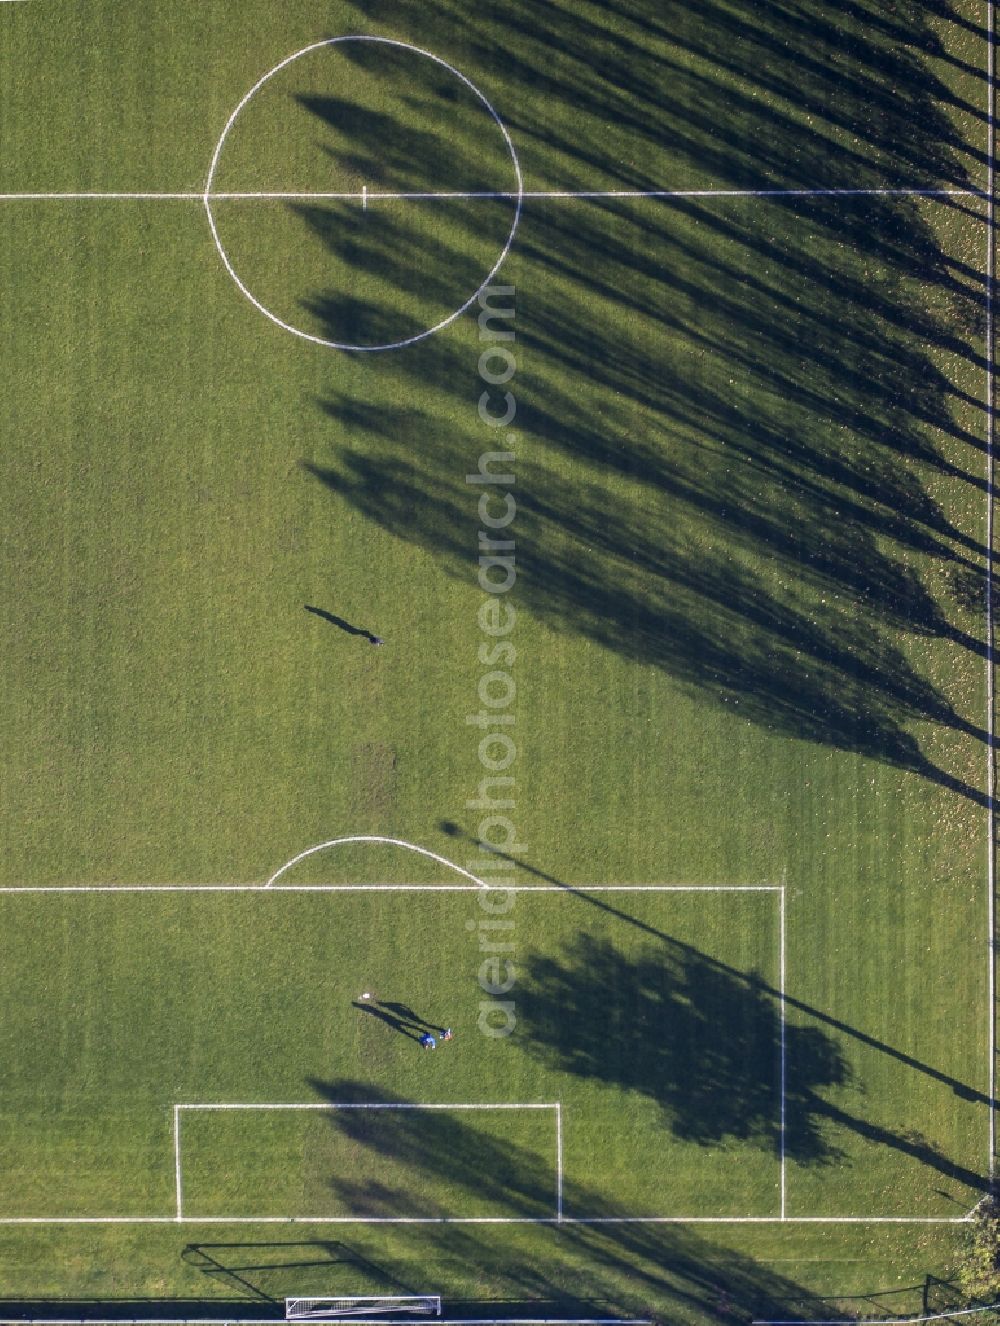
[0,883,783,893]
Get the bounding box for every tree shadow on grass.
[441,819,991,1112]
[518,931,988,1193]
[300,1078,850,1323]
[292,0,991,809]
[303,1078,556,1220]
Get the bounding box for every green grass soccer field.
[0,0,994,1321]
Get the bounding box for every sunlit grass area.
[0,0,992,1321]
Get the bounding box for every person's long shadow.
[353,1000,422,1041]
[304,604,381,645]
[378,1001,444,1031]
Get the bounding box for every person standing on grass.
[420,1032,437,1049]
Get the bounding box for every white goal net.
[286,1298,442,1321]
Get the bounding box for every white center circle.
[203,36,524,352]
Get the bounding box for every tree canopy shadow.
[521,931,843,1164]
[517,930,988,1193]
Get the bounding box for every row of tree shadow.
[199,5,993,1318]
[287,0,994,806]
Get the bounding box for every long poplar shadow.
[292,0,991,807]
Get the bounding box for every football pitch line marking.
[779,887,787,1220]
[0,883,782,892]
[985,0,997,1181]
[754,1304,1000,1326]
[174,1102,562,1223]
[0,1216,970,1225]
[0,188,985,202]
[172,1106,183,1221]
[176,1101,560,1108]
[261,834,785,893]
[555,1102,564,1222]
[265,835,490,887]
[1,881,789,1224]
[202,36,525,352]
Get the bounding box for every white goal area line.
[173,1101,564,1223]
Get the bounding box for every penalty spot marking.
[202,36,524,352]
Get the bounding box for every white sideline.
[0,188,985,201]
[0,1215,970,1225]
[986,0,997,1181]
[176,1101,562,1224]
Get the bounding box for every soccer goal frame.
[285,1298,442,1321]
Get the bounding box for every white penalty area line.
[0,883,782,893]
[0,1215,972,1225]
[0,187,985,202]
